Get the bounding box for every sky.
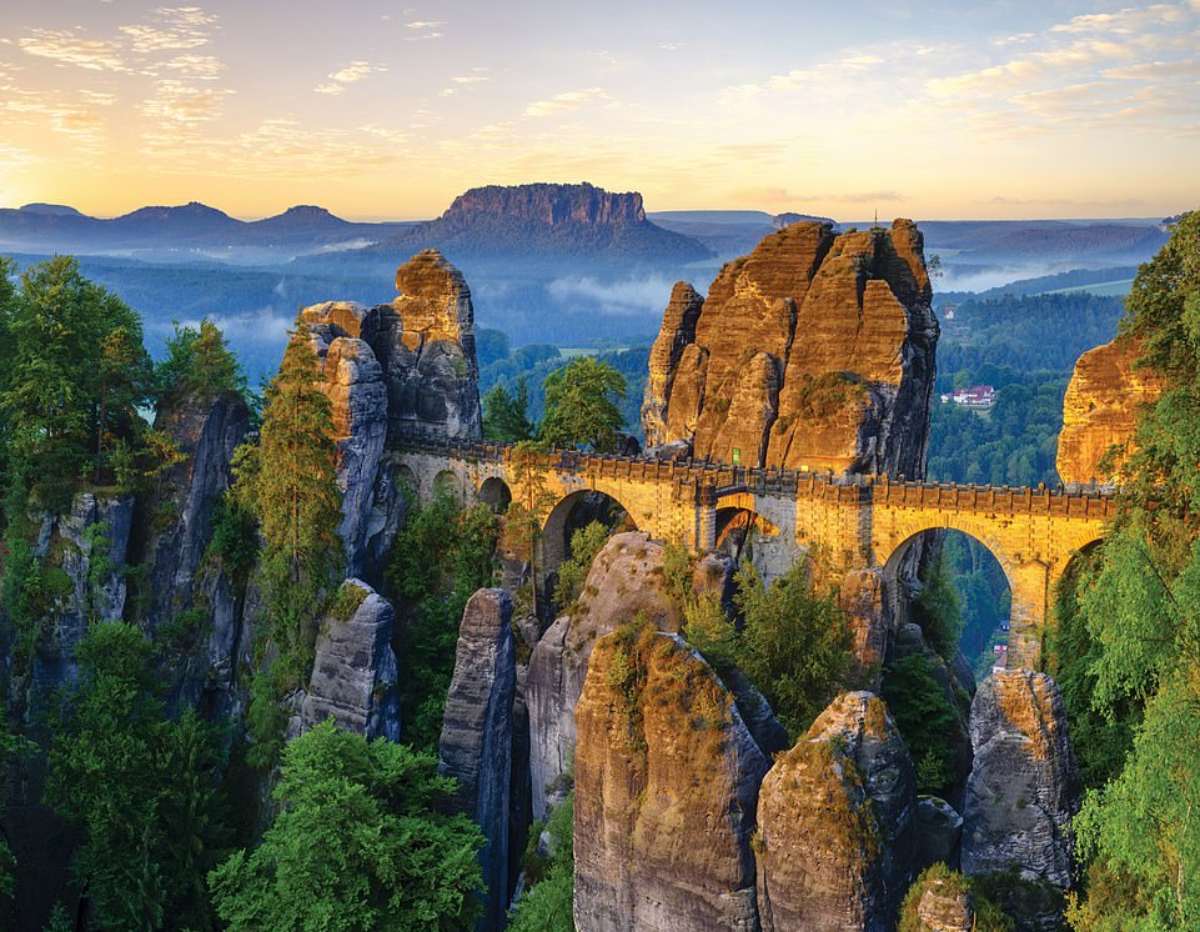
[0,0,1197,221]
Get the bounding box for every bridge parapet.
[393,430,1116,520]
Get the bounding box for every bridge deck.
[394,432,1117,521]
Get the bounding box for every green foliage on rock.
[552,520,610,611]
[45,622,231,931]
[881,654,960,796]
[731,560,852,738]
[1053,212,1200,929]
[509,792,575,932]
[898,862,1014,932]
[538,356,627,452]
[388,488,499,750]
[157,319,248,407]
[231,324,343,765]
[208,720,484,932]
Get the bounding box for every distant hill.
[920,219,1168,263]
[0,201,413,258]
[365,183,712,264]
[19,203,83,217]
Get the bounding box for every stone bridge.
[393,434,1115,667]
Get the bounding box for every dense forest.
[0,214,1196,931]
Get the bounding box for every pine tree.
[237,326,342,688]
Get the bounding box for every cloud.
[314,60,386,95]
[119,6,218,53]
[546,274,676,316]
[525,87,610,117]
[452,74,490,84]
[1050,4,1187,34]
[163,53,224,78]
[659,42,685,51]
[737,187,903,205]
[1104,58,1200,78]
[17,29,128,72]
[404,20,444,40]
[141,79,233,123]
[927,39,1136,97]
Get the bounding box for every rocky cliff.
[573,627,768,931]
[1056,334,1164,486]
[438,588,516,930]
[756,692,916,931]
[962,671,1078,890]
[300,250,482,580]
[379,183,711,262]
[642,220,938,475]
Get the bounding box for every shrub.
[553,521,610,610]
[881,653,960,796]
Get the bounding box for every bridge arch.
[433,468,466,502]
[882,528,1015,676]
[541,489,637,578]
[478,476,512,513]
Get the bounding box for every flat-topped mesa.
[443,181,646,226]
[642,220,939,476]
[1056,334,1164,487]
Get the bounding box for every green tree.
[538,356,626,452]
[483,379,535,442]
[44,622,230,931]
[208,721,484,932]
[0,703,33,902]
[914,547,965,661]
[387,489,499,749]
[0,257,153,506]
[157,319,247,406]
[235,326,343,747]
[552,521,610,610]
[881,653,961,795]
[731,561,852,738]
[1056,212,1200,929]
[509,792,574,932]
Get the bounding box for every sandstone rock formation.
[300,250,482,579]
[1056,335,1164,486]
[132,390,251,708]
[642,220,938,476]
[24,492,134,704]
[756,691,916,931]
[526,531,686,819]
[573,628,768,931]
[437,588,516,930]
[962,670,1078,890]
[292,579,401,742]
[915,796,964,873]
[910,872,975,932]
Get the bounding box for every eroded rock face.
[1057,335,1164,486]
[291,579,401,742]
[643,282,704,449]
[643,220,938,475]
[299,251,481,579]
[437,588,516,930]
[526,531,685,819]
[915,876,974,932]
[756,691,916,932]
[573,629,768,932]
[915,796,964,873]
[962,670,1078,890]
[363,250,482,441]
[24,492,134,704]
[134,390,251,708]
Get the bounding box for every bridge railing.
[392,427,1116,518]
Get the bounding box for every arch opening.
[715,505,785,584]
[883,528,1014,682]
[478,476,512,514]
[541,489,637,579]
[433,469,465,502]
